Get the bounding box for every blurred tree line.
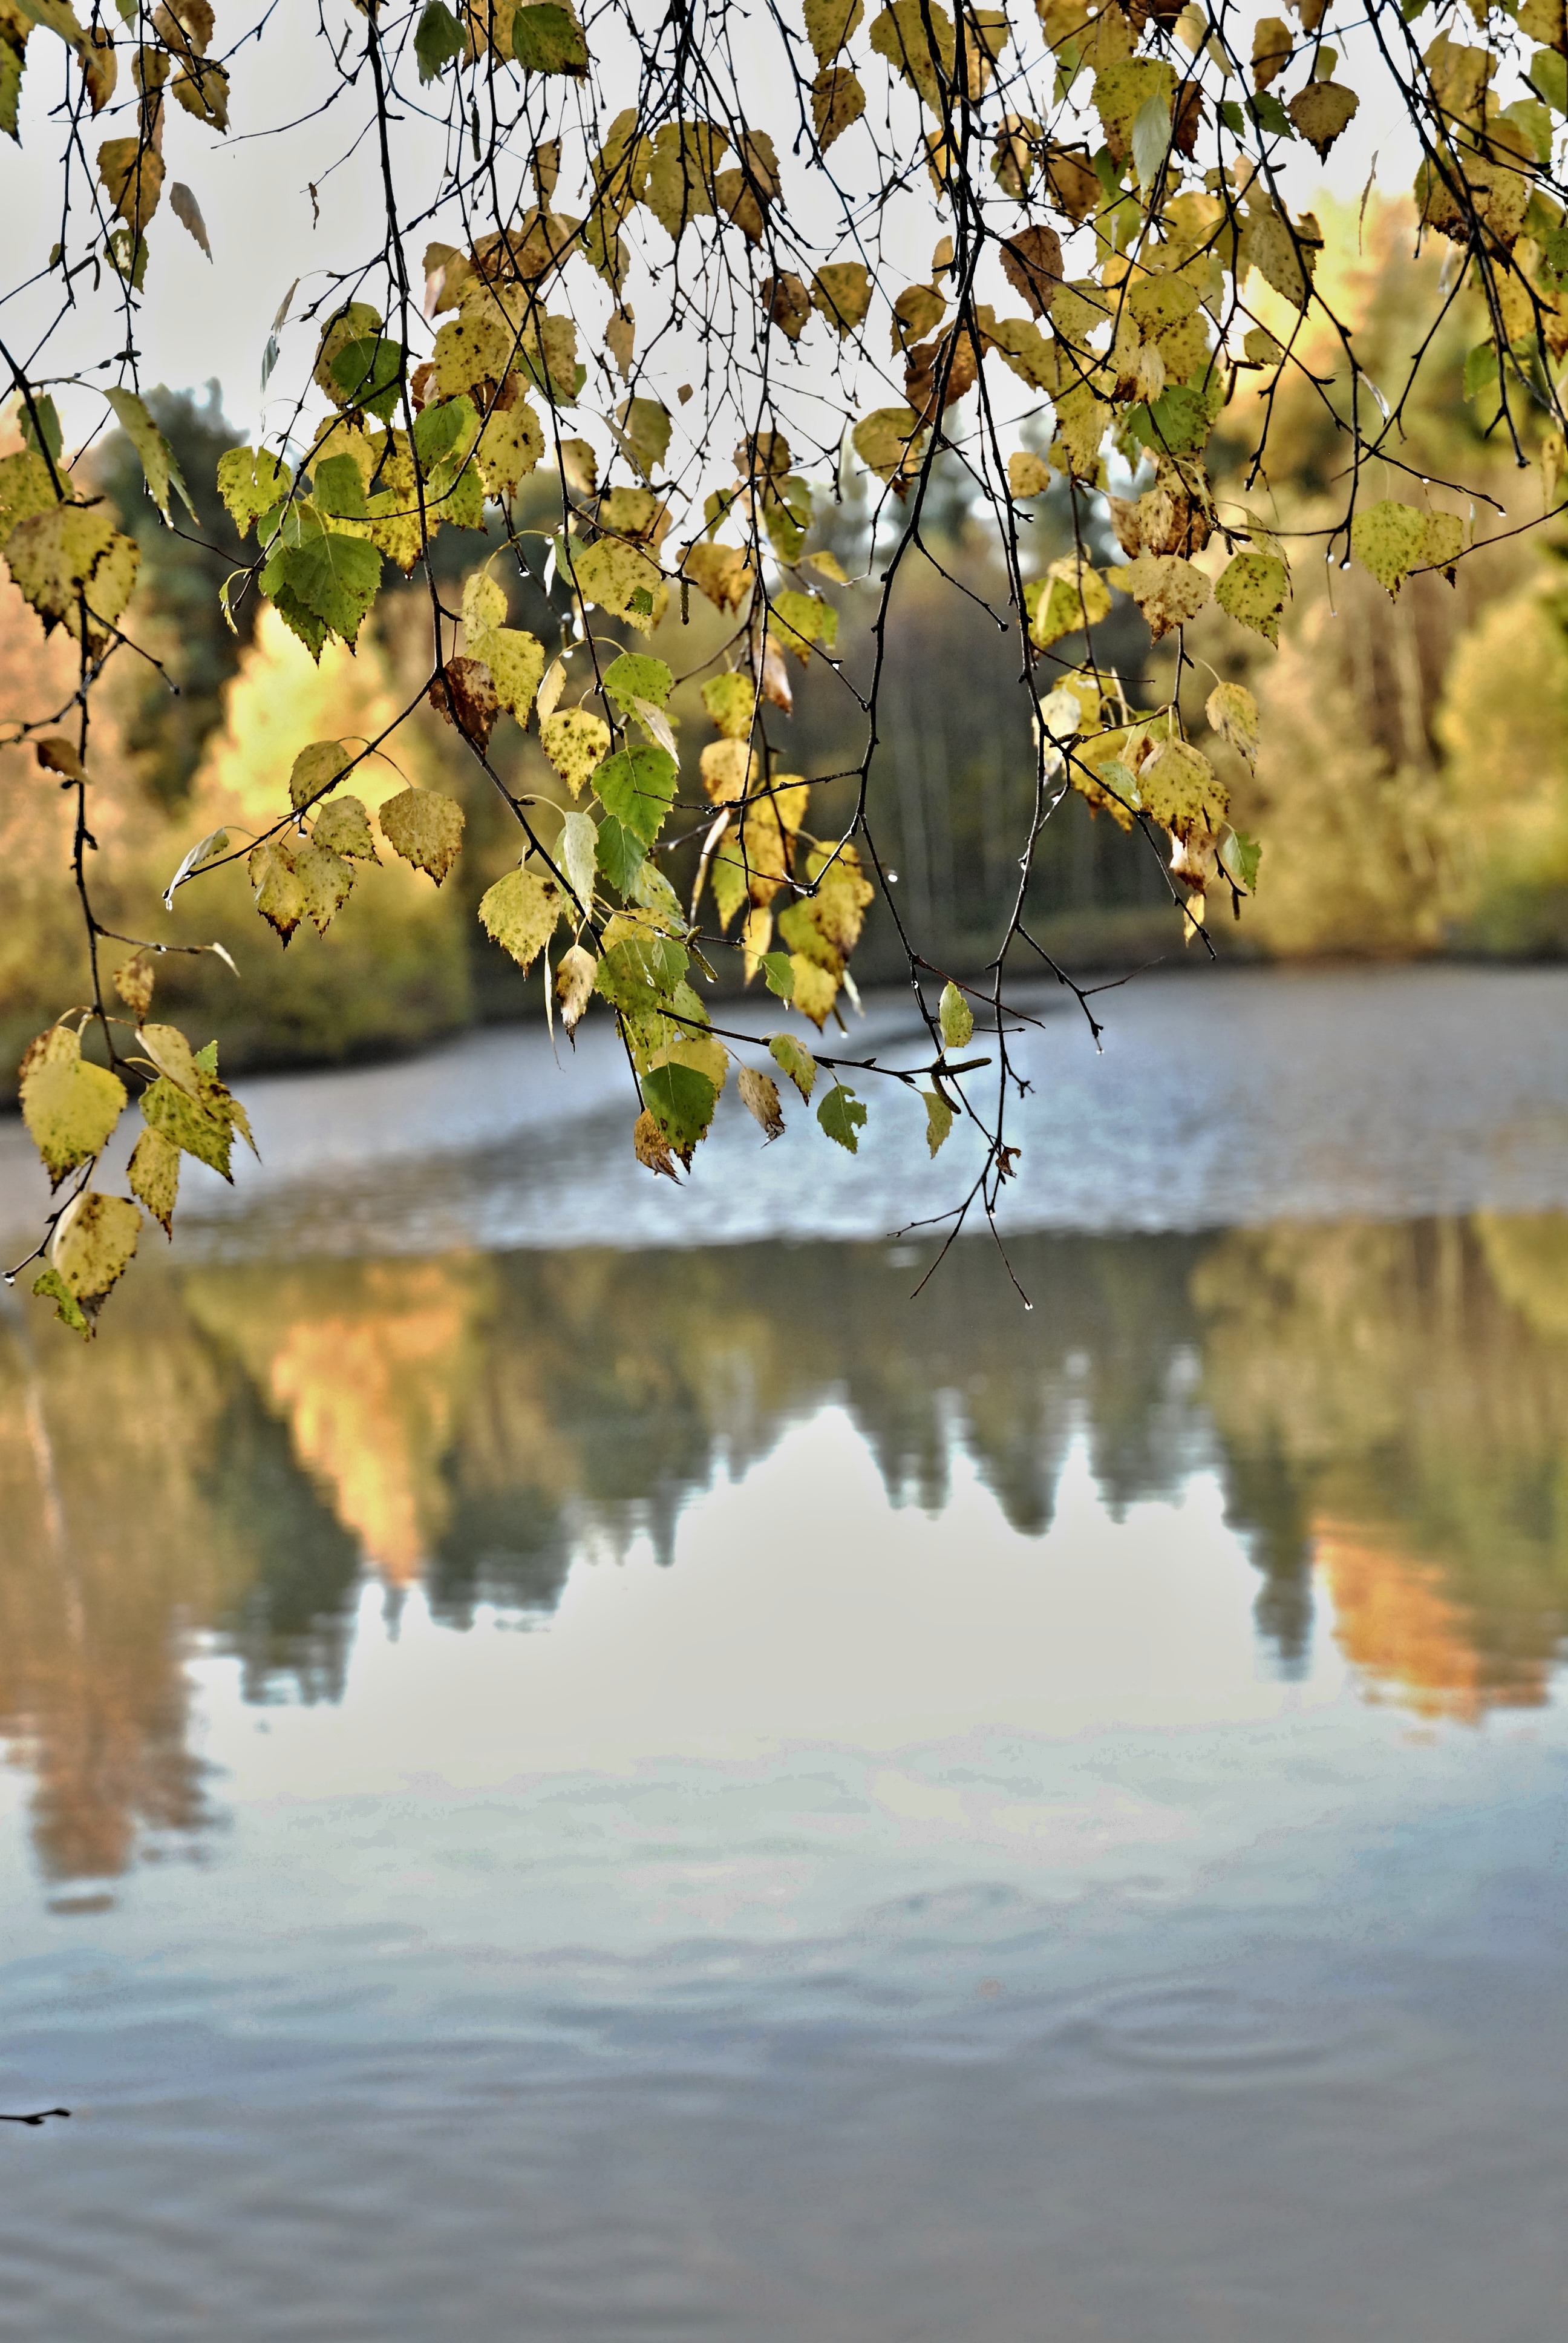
[8,195,1568,1089]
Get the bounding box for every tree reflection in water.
[5,1214,1568,1886]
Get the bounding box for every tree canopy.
[2,0,1564,1328]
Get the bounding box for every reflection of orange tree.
[15,1218,1568,1888]
[1194,1219,1568,1715]
[0,1270,359,1883]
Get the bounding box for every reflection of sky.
[6,1399,1568,2338]
[8,964,1566,1260]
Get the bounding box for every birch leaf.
[19,1025,126,1186]
[378,787,466,883]
[128,1126,180,1236]
[738,1063,785,1138]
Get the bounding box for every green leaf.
[594,744,678,845]
[329,335,404,422]
[289,738,352,811]
[311,453,369,519]
[377,786,466,883]
[617,394,671,479]
[1218,825,1263,893]
[559,807,598,913]
[769,1029,817,1101]
[271,585,331,661]
[603,650,673,713]
[1130,91,1170,191]
[104,387,193,522]
[938,980,973,1049]
[479,865,564,969]
[512,0,589,73]
[19,1024,126,1187]
[922,1086,953,1156]
[817,1080,867,1153]
[595,811,645,894]
[414,393,476,468]
[217,445,291,536]
[1126,384,1213,457]
[642,1060,717,1156]
[760,951,795,1000]
[1530,45,1568,115]
[141,1069,249,1179]
[1463,341,1498,405]
[596,924,686,1015]
[414,0,466,80]
[20,392,63,464]
[32,1265,89,1337]
[1249,88,1293,137]
[274,531,383,647]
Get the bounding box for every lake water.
[4,965,1568,2340]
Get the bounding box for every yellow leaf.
[803,0,863,64]
[113,948,156,1018]
[556,942,596,1031]
[471,623,546,717]
[702,671,756,738]
[1137,737,1226,832]
[540,707,610,794]
[812,65,865,149]
[1115,551,1210,641]
[812,262,872,336]
[1025,559,1112,650]
[737,1063,785,1138]
[769,1030,817,1100]
[47,1189,140,1331]
[1350,499,1429,598]
[289,738,352,811]
[684,542,754,612]
[1008,450,1051,499]
[313,795,379,860]
[870,0,955,108]
[476,396,544,497]
[19,1025,126,1187]
[939,980,972,1047]
[1287,79,1357,156]
[0,450,60,551]
[5,505,139,641]
[852,405,927,482]
[97,136,163,232]
[128,1126,180,1236]
[377,786,466,883]
[573,536,664,626]
[1215,548,1289,644]
[479,864,564,969]
[1206,680,1259,764]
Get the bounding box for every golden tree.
[3,0,1563,1324]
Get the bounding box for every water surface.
[4,966,1568,2340]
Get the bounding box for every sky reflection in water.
[5,972,1568,2339]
